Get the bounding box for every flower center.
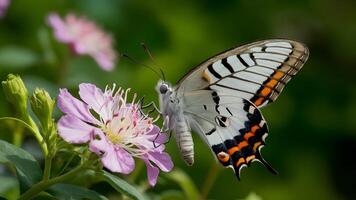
[103,116,136,145]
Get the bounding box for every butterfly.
[155,39,309,179]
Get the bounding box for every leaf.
[49,183,108,200]
[0,46,40,69]
[0,140,42,192]
[98,170,147,200]
[0,176,19,200]
[165,169,200,200]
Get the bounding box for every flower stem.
[0,117,48,156]
[42,156,52,181]
[19,164,86,200]
[200,163,219,199]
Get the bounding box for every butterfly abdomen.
[174,118,194,166]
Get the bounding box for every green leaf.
[0,140,42,192]
[165,169,200,200]
[0,176,19,200]
[49,184,108,200]
[98,170,147,200]
[0,46,40,69]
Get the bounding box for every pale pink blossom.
[57,83,173,186]
[47,13,117,71]
[0,0,10,17]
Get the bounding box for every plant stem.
[19,164,86,200]
[0,117,48,156]
[200,163,219,199]
[43,156,52,181]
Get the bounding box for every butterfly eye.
[159,84,168,94]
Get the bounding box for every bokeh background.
[1,0,356,200]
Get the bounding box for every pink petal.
[89,130,109,155]
[47,13,72,42]
[57,88,99,124]
[57,115,96,144]
[93,54,114,71]
[147,125,167,144]
[89,131,135,174]
[143,159,159,186]
[147,151,174,172]
[102,147,135,174]
[78,83,111,120]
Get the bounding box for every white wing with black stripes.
[177,39,309,108]
[182,90,277,178]
[174,39,309,178]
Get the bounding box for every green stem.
[0,117,48,156]
[19,164,86,200]
[200,163,219,199]
[43,156,52,181]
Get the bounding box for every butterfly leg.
[138,96,161,122]
[153,116,172,148]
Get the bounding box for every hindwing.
[183,90,277,179]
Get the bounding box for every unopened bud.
[1,74,28,115]
[30,88,55,128]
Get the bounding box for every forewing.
[183,90,277,179]
[177,39,309,108]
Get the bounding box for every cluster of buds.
[2,74,57,156]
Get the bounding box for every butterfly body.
[156,81,195,165]
[156,39,309,179]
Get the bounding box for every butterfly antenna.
[141,42,166,81]
[120,53,162,79]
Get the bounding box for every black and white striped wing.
[177,39,309,108]
[183,90,277,179]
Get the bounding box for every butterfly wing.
[183,90,276,179]
[176,39,309,108]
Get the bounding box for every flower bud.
[1,74,29,115]
[30,88,55,128]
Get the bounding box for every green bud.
[1,74,28,115]
[30,88,55,129]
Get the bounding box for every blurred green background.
[1,0,356,199]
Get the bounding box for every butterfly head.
[156,80,173,95]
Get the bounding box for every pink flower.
[57,83,173,186]
[47,13,117,71]
[0,0,10,17]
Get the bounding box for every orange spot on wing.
[254,97,264,106]
[273,71,284,79]
[227,146,239,155]
[253,142,262,151]
[246,155,256,163]
[266,79,278,88]
[261,87,271,97]
[244,132,255,140]
[217,152,230,163]
[236,157,246,167]
[238,141,249,149]
[202,70,211,83]
[251,125,260,133]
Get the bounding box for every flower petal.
[78,83,110,120]
[57,115,96,144]
[89,129,108,154]
[143,159,159,186]
[147,151,174,172]
[47,13,72,42]
[102,147,135,174]
[57,88,98,124]
[90,131,135,174]
[147,125,167,144]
